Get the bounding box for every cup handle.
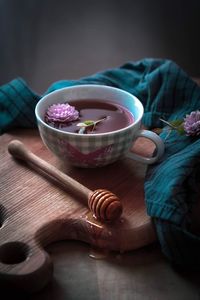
[126,129,165,164]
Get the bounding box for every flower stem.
[159,118,177,129]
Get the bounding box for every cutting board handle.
[0,240,53,292]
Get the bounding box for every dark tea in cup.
[44,99,134,134]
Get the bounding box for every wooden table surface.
[3,241,200,300]
[0,129,200,300]
[30,241,200,300]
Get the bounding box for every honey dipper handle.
[8,140,91,201]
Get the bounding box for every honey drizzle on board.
[83,212,125,260]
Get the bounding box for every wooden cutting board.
[0,129,156,292]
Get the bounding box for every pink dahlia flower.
[45,103,79,125]
[183,110,200,136]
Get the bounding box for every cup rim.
[35,84,144,137]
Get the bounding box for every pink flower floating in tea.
[160,110,200,139]
[45,103,79,125]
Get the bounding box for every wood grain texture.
[0,129,156,292]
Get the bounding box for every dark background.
[0,0,200,93]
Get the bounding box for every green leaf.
[177,124,185,135]
[170,119,183,127]
[170,120,185,135]
[77,121,94,127]
[84,120,95,126]
[160,118,186,137]
[76,117,106,134]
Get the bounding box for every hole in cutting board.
[0,242,29,264]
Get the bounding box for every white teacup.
[35,85,164,167]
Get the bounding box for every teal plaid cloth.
[1,58,200,267]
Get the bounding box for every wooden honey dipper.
[8,140,123,222]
